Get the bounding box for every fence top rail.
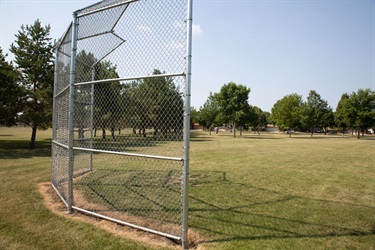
[75,0,139,18]
[74,72,185,86]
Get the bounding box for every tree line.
[193,83,375,139]
[1,19,374,149]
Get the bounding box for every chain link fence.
[52,0,192,248]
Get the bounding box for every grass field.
[1,127,374,249]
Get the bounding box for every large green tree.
[300,90,331,137]
[127,69,183,139]
[245,107,270,135]
[94,61,121,139]
[334,93,350,136]
[10,19,54,148]
[349,88,375,138]
[0,47,23,126]
[215,82,251,138]
[246,105,262,134]
[271,93,302,137]
[72,51,122,140]
[199,92,220,135]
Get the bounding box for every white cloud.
[174,21,203,37]
[192,24,203,37]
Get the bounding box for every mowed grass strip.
[0,127,374,249]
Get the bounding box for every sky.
[1,0,374,112]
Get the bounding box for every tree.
[261,111,271,130]
[10,19,54,148]
[300,90,331,137]
[246,105,261,134]
[349,89,375,138]
[0,47,23,126]
[198,92,220,135]
[94,61,121,139]
[334,93,350,136]
[215,82,251,138]
[321,107,334,135]
[133,69,183,139]
[271,93,302,137]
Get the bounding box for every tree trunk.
[357,127,361,139]
[111,127,115,140]
[233,122,236,138]
[154,128,158,139]
[311,127,313,137]
[102,128,106,139]
[78,126,84,142]
[30,124,37,149]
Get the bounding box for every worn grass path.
[0,127,374,249]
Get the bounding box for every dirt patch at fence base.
[38,182,201,249]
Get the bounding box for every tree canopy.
[349,89,375,138]
[0,47,23,126]
[300,90,332,137]
[215,82,250,137]
[271,93,302,137]
[198,92,220,135]
[10,19,55,148]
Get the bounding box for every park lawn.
[189,130,375,249]
[1,126,374,249]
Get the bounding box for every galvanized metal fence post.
[51,50,59,181]
[68,12,79,213]
[182,0,193,248]
[90,66,95,171]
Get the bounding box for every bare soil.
[38,182,201,249]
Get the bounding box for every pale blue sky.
[1,0,374,112]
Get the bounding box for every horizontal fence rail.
[74,72,185,86]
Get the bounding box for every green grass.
[189,131,375,249]
[0,127,169,250]
[1,127,374,249]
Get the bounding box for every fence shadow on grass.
[187,171,375,246]
[67,168,375,246]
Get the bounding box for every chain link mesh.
[52,0,188,241]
